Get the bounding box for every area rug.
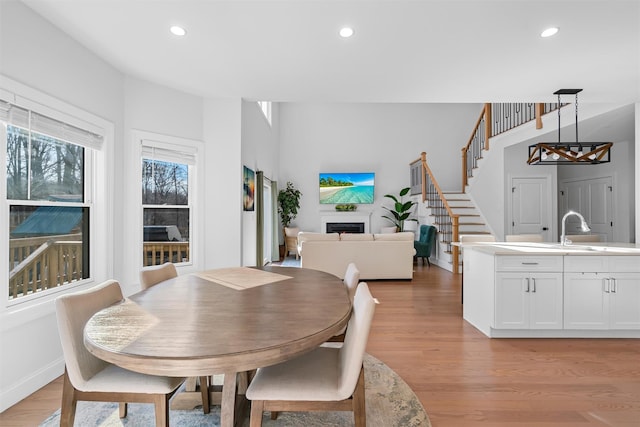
[40,354,429,426]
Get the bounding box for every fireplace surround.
[320,212,371,234]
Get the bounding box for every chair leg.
[426,257,431,267]
[154,394,170,427]
[199,376,210,414]
[60,369,77,427]
[119,402,127,418]
[250,400,265,427]
[352,366,366,427]
[270,411,279,420]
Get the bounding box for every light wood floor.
[1,262,639,426]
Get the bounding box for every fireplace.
[326,222,365,234]
[320,212,371,234]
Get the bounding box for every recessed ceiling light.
[170,26,187,36]
[339,27,354,38]
[540,27,559,38]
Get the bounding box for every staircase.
[422,191,491,273]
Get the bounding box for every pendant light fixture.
[527,89,612,165]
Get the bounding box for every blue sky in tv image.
[319,172,375,204]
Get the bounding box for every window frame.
[134,131,202,273]
[1,76,113,309]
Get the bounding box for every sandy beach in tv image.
[319,172,375,204]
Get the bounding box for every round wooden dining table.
[84,266,352,427]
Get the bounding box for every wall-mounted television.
[319,172,375,204]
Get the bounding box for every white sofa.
[297,232,415,280]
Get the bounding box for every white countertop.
[457,242,640,256]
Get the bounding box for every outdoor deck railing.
[9,236,83,299]
[8,234,189,299]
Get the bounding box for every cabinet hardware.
[611,278,617,293]
[525,278,530,292]
[531,278,536,293]
[521,262,539,265]
[603,278,610,293]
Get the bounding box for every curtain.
[271,181,280,261]
[255,171,264,266]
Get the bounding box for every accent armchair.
[414,224,437,266]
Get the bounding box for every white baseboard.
[0,357,64,413]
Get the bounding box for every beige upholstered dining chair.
[55,280,185,427]
[326,262,361,343]
[505,234,544,242]
[139,263,211,414]
[140,262,178,290]
[246,282,376,427]
[343,262,361,302]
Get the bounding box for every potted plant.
[382,187,417,232]
[278,181,302,228]
[278,182,302,258]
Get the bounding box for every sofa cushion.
[298,232,340,244]
[340,233,374,241]
[373,231,415,241]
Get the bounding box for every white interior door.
[560,176,613,242]
[510,176,552,241]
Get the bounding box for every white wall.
[278,103,481,234]
[241,101,280,265]
[0,0,123,411]
[202,98,243,269]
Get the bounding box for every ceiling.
[20,0,640,104]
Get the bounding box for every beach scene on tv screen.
[319,172,375,204]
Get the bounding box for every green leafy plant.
[277,181,302,228]
[335,203,357,211]
[382,187,417,232]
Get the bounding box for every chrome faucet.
[560,210,591,245]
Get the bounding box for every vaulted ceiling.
[21,0,640,104]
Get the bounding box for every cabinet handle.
[521,262,539,265]
[603,278,610,293]
[531,278,536,293]
[611,278,617,293]
[525,278,530,292]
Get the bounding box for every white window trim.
[132,130,203,276]
[0,75,114,318]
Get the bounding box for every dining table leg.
[221,370,237,427]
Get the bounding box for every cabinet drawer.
[496,256,562,272]
[608,256,640,272]
[564,256,608,272]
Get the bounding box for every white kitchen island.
[461,242,640,338]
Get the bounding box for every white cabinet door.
[529,274,564,329]
[495,273,528,329]
[495,272,563,329]
[564,272,609,329]
[609,273,640,329]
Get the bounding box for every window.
[3,100,101,301]
[257,101,272,126]
[141,141,195,267]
